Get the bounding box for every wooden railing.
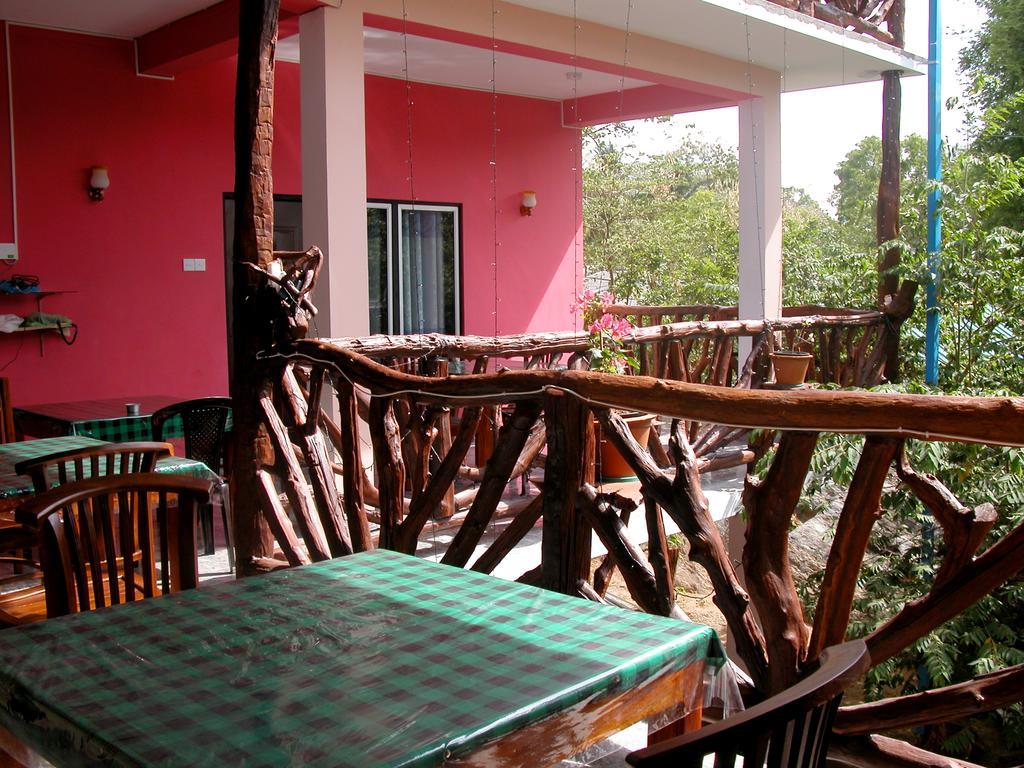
[765,0,905,48]
[598,305,891,387]
[327,308,891,388]
[247,335,1024,765]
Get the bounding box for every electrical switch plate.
[0,243,16,264]
[194,258,206,272]
[182,258,194,272]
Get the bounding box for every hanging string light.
[571,0,581,335]
[401,0,427,336]
[490,0,500,339]
[616,0,634,120]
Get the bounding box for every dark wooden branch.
[540,392,593,593]
[395,406,483,554]
[593,502,633,596]
[831,735,986,768]
[596,408,769,690]
[470,494,544,575]
[896,450,997,588]
[742,431,819,693]
[835,663,1024,735]
[577,486,685,619]
[368,397,405,550]
[288,340,1024,447]
[877,69,902,380]
[280,369,352,557]
[323,314,884,359]
[255,469,308,567]
[644,498,676,616]
[808,436,901,659]
[258,388,330,561]
[229,0,281,574]
[866,517,1024,664]
[443,400,543,568]
[335,378,371,552]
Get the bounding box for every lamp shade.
[521,190,537,210]
[89,167,110,191]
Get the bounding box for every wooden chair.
[152,398,232,568]
[14,441,173,494]
[0,378,15,444]
[626,640,870,768]
[0,474,211,623]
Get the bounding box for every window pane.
[367,207,390,334]
[400,208,457,334]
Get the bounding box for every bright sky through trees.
[620,0,985,207]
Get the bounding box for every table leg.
[647,682,703,743]
[0,724,52,768]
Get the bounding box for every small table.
[0,550,724,767]
[14,396,187,441]
[0,436,220,509]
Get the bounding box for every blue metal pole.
[925,0,942,386]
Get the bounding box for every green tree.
[960,0,1024,162]
[830,134,929,256]
[582,130,740,306]
[781,188,874,309]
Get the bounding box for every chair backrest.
[627,640,870,768]
[151,398,231,476]
[0,378,15,444]
[20,474,212,619]
[15,442,173,494]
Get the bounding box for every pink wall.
[365,75,581,336]
[0,25,579,406]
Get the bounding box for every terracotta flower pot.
[598,412,656,481]
[770,351,813,386]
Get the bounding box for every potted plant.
[769,336,814,386]
[571,290,639,376]
[572,291,652,480]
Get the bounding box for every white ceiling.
[278,28,653,101]
[505,0,925,90]
[1,0,924,93]
[0,0,213,38]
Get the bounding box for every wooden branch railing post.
[878,69,903,382]
[742,431,819,693]
[807,436,902,659]
[230,0,281,575]
[541,391,594,594]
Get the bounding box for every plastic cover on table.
[0,551,737,767]
[561,651,745,766]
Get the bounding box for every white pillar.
[300,3,369,340]
[737,90,782,363]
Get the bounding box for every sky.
[621,0,986,208]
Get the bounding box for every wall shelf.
[0,291,78,355]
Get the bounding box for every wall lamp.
[89,166,110,202]
[520,190,537,216]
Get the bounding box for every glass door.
[397,204,460,335]
[366,203,392,335]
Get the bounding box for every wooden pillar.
[541,391,594,594]
[230,0,281,575]
[877,70,903,382]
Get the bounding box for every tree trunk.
[877,69,903,382]
[230,0,281,575]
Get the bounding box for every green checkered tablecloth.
[0,549,723,768]
[13,398,233,442]
[0,436,220,499]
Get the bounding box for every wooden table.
[0,550,722,767]
[13,396,185,441]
